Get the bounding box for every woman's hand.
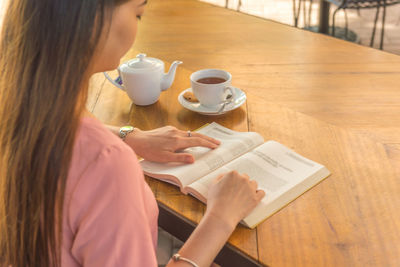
[125,126,220,163]
[206,171,266,230]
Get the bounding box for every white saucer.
[178,87,246,115]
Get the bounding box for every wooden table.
[88,0,400,266]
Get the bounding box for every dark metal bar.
[332,7,340,36]
[380,2,387,49]
[318,0,331,33]
[371,5,380,47]
[345,10,349,39]
[293,0,301,27]
[157,202,267,267]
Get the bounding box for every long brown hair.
[0,0,128,266]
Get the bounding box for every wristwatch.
[119,125,134,141]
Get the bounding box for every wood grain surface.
[89,0,400,265]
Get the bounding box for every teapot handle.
[103,72,124,90]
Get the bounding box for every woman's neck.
[82,108,95,118]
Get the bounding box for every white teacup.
[190,69,236,107]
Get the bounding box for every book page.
[188,140,329,227]
[189,140,324,197]
[140,122,264,188]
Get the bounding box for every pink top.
[61,117,159,267]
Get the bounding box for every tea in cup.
[190,69,236,107]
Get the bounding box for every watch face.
[121,126,134,132]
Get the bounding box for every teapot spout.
[161,60,183,91]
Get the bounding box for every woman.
[0,0,265,266]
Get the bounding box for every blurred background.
[201,0,400,55]
[0,0,399,55]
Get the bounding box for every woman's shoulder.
[77,116,125,151]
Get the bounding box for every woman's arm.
[166,171,265,267]
[166,212,234,267]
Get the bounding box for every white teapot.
[104,53,182,106]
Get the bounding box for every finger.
[256,190,266,201]
[212,174,225,184]
[249,180,258,190]
[160,152,194,163]
[177,136,219,150]
[189,132,221,145]
[241,173,250,180]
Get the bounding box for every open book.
[141,123,331,229]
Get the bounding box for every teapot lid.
[127,53,162,70]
